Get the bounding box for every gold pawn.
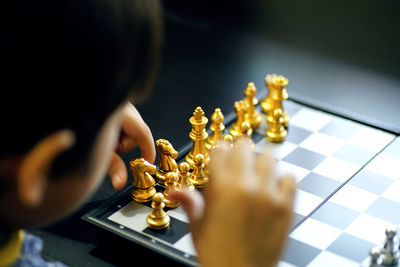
[243,82,262,130]
[163,172,181,208]
[223,134,234,143]
[146,193,170,230]
[240,121,255,149]
[205,108,225,150]
[261,74,290,127]
[266,109,287,143]
[229,100,248,139]
[179,162,194,191]
[190,154,209,188]
[186,107,209,169]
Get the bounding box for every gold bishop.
[243,82,262,130]
[205,108,225,150]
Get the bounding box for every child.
[0,1,295,266]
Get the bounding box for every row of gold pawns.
[131,74,290,229]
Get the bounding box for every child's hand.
[108,102,155,190]
[169,139,295,267]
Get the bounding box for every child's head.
[0,0,161,229]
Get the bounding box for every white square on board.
[255,139,297,160]
[276,161,310,183]
[347,127,394,153]
[330,184,379,212]
[299,132,345,156]
[293,190,324,216]
[345,213,395,244]
[173,233,198,256]
[313,157,360,183]
[382,180,400,204]
[365,153,400,180]
[277,262,297,267]
[290,108,333,132]
[167,206,189,223]
[108,202,152,232]
[289,218,342,250]
[308,251,359,267]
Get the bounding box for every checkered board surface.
[84,99,398,266]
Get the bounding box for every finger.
[256,152,277,192]
[168,189,204,234]
[117,135,138,155]
[136,124,156,164]
[277,175,296,206]
[230,138,255,182]
[108,152,128,190]
[120,103,156,163]
[208,141,230,185]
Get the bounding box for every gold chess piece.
[213,134,234,150]
[223,134,234,143]
[146,193,170,230]
[179,162,194,191]
[240,121,255,149]
[266,108,287,143]
[163,172,181,208]
[223,134,234,148]
[261,74,290,127]
[186,107,209,169]
[190,154,209,188]
[229,100,248,139]
[130,158,156,203]
[155,139,179,185]
[205,108,225,150]
[243,82,262,130]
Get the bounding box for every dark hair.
[1,0,162,178]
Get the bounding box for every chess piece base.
[245,112,262,130]
[282,113,290,128]
[266,129,287,143]
[186,153,209,170]
[156,169,179,185]
[190,177,209,188]
[131,187,156,203]
[164,198,181,209]
[146,214,170,230]
[183,184,195,191]
[228,127,242,139]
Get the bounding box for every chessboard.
[83,81,400,266]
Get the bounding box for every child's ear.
[17,130,75,208]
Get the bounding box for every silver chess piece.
[380,227,400,266]
[369,246,381,267]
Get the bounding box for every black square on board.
[282,238,321,266]
[333,144,375,166]
[365,198,400,225]
[311,201,360,230]
[286,125,313,145]
[143,216,189,244]
[348,169,394,195]
[327,233,374,263]
[283,147,326,170]
[298,173,341,199]
[319,119,360,140]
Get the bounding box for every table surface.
[32,5,400,266]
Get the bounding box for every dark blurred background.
[164,0,400,77]
[137,0,400,146]
[34,1,400,266]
